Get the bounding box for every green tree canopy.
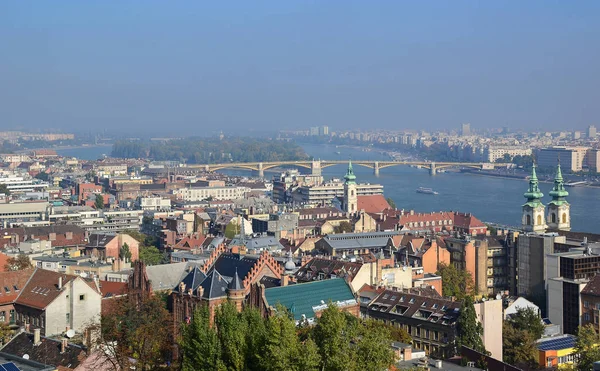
[575,324,600,371]
[436,263,475,299]
[224,222,240,239]
[506,307,545,340]
[456,296,487,355]
[502,322,538,369]
[386,197,397,209]
[119,243,132,262]
[179,301,395,371]
[138,245,164,265]
[94,194,104,209]
[0,184,10,196]
[333,221,353,234]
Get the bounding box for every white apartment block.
[484,146,532,163]
[177,186,249,202]
[136,196,171,211]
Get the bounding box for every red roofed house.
[0,268,34,325]
[13,268,101,336]
[356,195,392,214]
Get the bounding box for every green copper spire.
[549,163,569,205]
[344,160,356,184]
[523,164,544,207]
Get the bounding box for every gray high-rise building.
[588,125,597,139]
[461,123,471,136]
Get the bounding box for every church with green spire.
[343,160,357,214]
[546,163,571,231]
[522,164,547,233]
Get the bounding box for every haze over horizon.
[1,1,599,135]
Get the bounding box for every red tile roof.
[15,269,79,310]
[357,195,391,214]
[452,212,486,229]
[99,281,127,298]
[174,235,208,250]
[0,268,34,305]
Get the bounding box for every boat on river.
[416,187,439,195]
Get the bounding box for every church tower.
[547,163,570,231]
[343,161,357,215]
[522,164,547,233]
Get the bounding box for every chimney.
[281,275,289,287]
[58,277,63,290]
[61,339,68,353]
[33,328,41,345]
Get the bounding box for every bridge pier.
[204,165,210,172]
[430,162,436,176]
[258,162,264,178]
[374,161,380,176]
[311,160,322,176]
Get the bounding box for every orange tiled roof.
[357,195,391,214]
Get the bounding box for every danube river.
[58,143,600,232]
[298,144,600,232]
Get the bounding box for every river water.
[57,143,600,233]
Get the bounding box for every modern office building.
[537,147,589,172]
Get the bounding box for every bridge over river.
[171,160,511,177]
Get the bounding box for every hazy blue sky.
[1,1,598,134]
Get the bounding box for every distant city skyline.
[1,2,599,133]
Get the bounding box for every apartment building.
[537,147,589,172]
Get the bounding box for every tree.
[355,320,396,371]
[4,254,32,271]
[313,303,357,371]
[224,222,240,239]
[181,305,224,371]
[215,301,247,371]
[0,184,9,196]
[506,307,545,340]
[99,291,172,370]
[436,263,475,299]
[261,309,319,371]
[333,221,353,234]
[119,243,132,262]
[575,324,600,371]
[456,296,486,355]
[386,197,397,210]
[138,245,164,265]
[502,322,538,369]
[94,194,104,209]
[34,172,49,181]
[241,308,267,371]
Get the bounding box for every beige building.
[537,146,589,172]
[177,185,249,201]
[484,146,531,163]
[474,298,503,362]
[13,269,101,336]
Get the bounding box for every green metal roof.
[344,160,356,184]
[264,278,356,321]
[549,164,569,201]
[524,165,544,202]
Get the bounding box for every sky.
[1,1,599,135]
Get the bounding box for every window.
[79,294,85,301]
[584,313,591,321]
[584,301,590,308]
[595,303,600,311]
[0,311,5,322]
[66,313,70,323]
[9,310,14,323]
